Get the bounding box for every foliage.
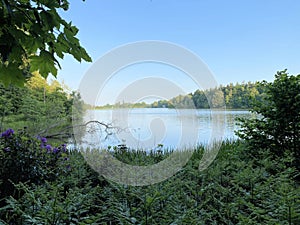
[0,140,299,224]
[193,82,262,109]
[0,151,103,224]
[0,0,91,86]
[236,70,300,175]
[97,81,265,109]
[0,73,84,139]
[0,128,69,210]
[151,81,264,109]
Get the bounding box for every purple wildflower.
[61,144,67,152]
[1,129,14,138]
[45,144,52,152]
[53,147,59,154]
[41,137,47,143]
[4,147,11,152]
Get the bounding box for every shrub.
[236,70,300,175]
[0,128,69,207]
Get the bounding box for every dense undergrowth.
[0,129,299,224]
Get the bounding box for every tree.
[236,70,300,174]
[206,89,225,108]
[192,89,209,108]
[0,0,92,85]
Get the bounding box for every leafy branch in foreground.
[0,0,92,86]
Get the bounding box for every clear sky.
[57,0,300,105]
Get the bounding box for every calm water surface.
[79,108,252,150]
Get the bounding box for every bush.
[236,70,300,174]
[0,128,69,207]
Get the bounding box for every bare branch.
[38,120,125,141]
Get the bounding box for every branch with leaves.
[0,0,92,86]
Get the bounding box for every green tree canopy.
[237,70,300,175]
[0,0,91,86]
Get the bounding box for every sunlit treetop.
[0,0,91,86]
[26,71,66,93]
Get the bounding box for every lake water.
[76,108,251,150]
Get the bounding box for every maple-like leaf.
[29,50,58,78]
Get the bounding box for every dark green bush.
[0,128,69,208]
[0,152,103,225]
[237,70,300,175]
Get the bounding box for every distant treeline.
[96,81,265,109]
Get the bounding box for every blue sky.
[57,0,300,105]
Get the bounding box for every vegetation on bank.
[0,137,299,224]
[95,81,265,110]
[0,70,299,224]
[236,70,300,175]
[0,72,84,141]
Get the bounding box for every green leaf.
[0,63,26,86]
[38,0,60,9]
[29,50,58,78]
[23,36,43,54]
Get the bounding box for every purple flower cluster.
[42,143,57,154]
[1,128,14,138]
[1,130,71,174]
[39,136,47,147]
[41,137,47,143]
[39,136,68,155]
[45,144,52,153]
[53,147,59,154]
[61,144,67,152]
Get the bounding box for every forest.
[1,0,300,224]
[96,81,265,109]
[0,72,84,141]
[152,81,264,109]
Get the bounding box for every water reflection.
[78,108,252,150]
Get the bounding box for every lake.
[77,108,252,150]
